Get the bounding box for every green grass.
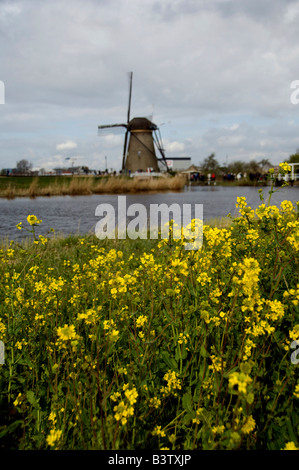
[0,193,298,450]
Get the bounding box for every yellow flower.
[149,397,161,409]
[229,371,252,394]
[124,386,138,406]
[293,384,299,399]
[46,428,62,447]
[110,391,121,402]
[27,214,42,225]
[283,441,299,450]
[57,324,77,341]
[38,234,48,245]
[212,425,225,435]
[241,416,256,434]
[113,401,134,425]
[160,370,181,396]
[192,408,204,425]
[108,329,119,341]
[178,333,189,345]
[13,393,23,407]
[136,315,147,328]
[279,162,291,173]
[152,425,166,437]
[280,200,294,212]
[48,412,57,424]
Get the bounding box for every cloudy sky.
[1,0,299,172]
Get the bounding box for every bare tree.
[228,160,246,175]
[16,159,33,175]
[200,153,220,174]
[259,159,272,173]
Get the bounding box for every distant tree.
[245,160,261,174]
[200,153,220,174]
[81,166,89,174]
[259,158,272,173]
[228,160,246,175]
[16,159,32,174]
[288,150,299,164]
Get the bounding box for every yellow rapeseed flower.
[46,429,62,447]
[283,441,299,450]
[241,416,256,434]
[27,214,42,225]
[152,425,166,437]
[279,162,291,173]
[57,324,77,341]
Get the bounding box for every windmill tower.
[98,72,168,173]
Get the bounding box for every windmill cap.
[128,117,157,131]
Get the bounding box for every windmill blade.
[98,123,127,136]
[98,123,127,130]
[127,72,133,125]
[153,128,169,170]
[122,129,129,171]
[121,72,133,171]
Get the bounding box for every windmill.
[98,72,168,173]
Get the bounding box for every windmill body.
[98,73,167,173]
[125,117,159,172]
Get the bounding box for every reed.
[28,178,39,198]
[0,175,186,198]
[3,184,17,199]
[93,174,186,194]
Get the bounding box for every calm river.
[0,185,298,241]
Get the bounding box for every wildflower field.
[0,169,299,450]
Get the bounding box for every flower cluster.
[111,384,138,426]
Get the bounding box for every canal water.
[0,185,298,241]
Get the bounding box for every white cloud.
[102,134,124,148]
[164,140,185,153]
[284,2,299,23]
[56,140,78,151]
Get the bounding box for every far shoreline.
[0,174,297,199]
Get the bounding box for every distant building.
[1,168,13,176]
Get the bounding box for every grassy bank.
[0,188,298,450]
[0,175,186,198]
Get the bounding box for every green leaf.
[160,350,178,372]
[26,390,39,408]
[0,420,23,439]
[182,391,193,414]
[246,392,254,405]
[182,412,194,425]
[200,343,207,358]
[285,417,297,443]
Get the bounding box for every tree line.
[199,150,299,176]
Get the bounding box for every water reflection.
[0,185,298,241]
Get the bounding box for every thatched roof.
[181,164,200,173]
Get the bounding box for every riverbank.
[1,175,297,199]
[0,175,186,199]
